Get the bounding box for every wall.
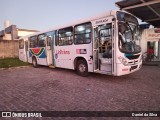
[141,28,160,61]
[18,31,36,37]
[141,28,160,54]
[3,33,12,40]
[0,40,19,58]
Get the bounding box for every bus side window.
[98,24,112,53]
[45,31,55,47]
[58,27,73,46]
[38,34,46,47]
[29,36,37,48]
[19,39,24,49]
[74,22,92,44]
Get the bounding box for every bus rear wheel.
[32,57,38,68]
[76,59,88,77]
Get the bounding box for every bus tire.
[76,59,89,77]
[32,57,38,68]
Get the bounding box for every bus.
[19,10,142,76]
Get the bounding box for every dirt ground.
[0,65,160,120]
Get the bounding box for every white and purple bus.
[19,10,142,76]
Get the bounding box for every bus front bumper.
[116,62,142,76]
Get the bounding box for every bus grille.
[130,65,138,71]
[125,54,140,60]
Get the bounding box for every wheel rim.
[79,63,86,73]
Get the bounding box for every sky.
[0,0,118,31]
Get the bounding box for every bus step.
[94,70,99,72]
[49,65,55,68]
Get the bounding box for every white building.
[141,28,160,61]
[0,21,39,40]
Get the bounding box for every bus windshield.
[117,12,141,54]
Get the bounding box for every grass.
[0,58,29,68]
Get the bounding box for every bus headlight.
[118,56,128,66]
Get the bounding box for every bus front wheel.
[76,59,88,77]
[32,57,38,68]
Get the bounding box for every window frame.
[45,31,55,47]
[58,26,73,46]
[37,33,46,47]
[19,39,24,49]
[98,24,112,41]
[29,36,37,48]
[74,22,92,45]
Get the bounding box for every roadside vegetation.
[0,58,29,68]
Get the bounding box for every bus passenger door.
[93,23,113,74]
[19,39,28,62]
[25,40,28,62]
[46,36,53,65]
[93,27,99,72]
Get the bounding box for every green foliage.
[0,58,29,68]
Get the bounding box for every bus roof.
[19,10,131,39]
